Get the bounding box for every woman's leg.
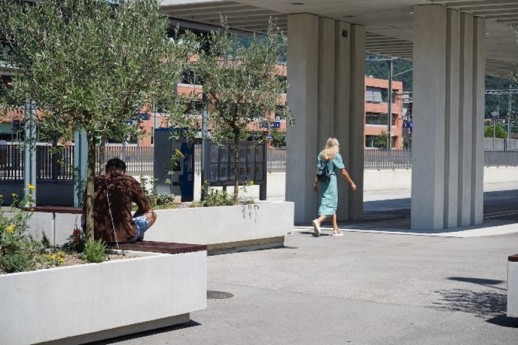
[331,213,343,236]
[332,213,338,231]
[312,215,327,237]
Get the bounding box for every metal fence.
[193,145,287,173]
[364,149,412,170]
[98,144,154,176]
[0,143,154,181]
[1,142,517,182]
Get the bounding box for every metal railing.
[1,141,517,182]
[97,145,154,176]
[364,149,412,170]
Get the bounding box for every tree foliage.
[195,19,291,201]
[484,124,507,139]
[373,131,388,149]
[0,0,195,240]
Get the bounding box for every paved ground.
[96,184,518,345]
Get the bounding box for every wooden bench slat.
[117,241,206,254]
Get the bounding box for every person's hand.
[350,182,357,191]
[313,182,318,192]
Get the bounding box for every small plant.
[46,250,66,267]
[238,179,255,205]
[82,239,107,263]
[139,175,176,209]
[199,182,235,207]
[0,186,39,273]
[154,193,176,207]
[63,226,86,253]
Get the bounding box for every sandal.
[332,229,343,237]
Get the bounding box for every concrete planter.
[146,201,294,253]
[0,250,207,345]
[508,254,518,318]
[24,201,294,254]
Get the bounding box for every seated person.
[82,158,156,244]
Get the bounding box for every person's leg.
[130,215,151,242]
[312,215,327,237]
[332,213,338,231]
[331,213,342,236]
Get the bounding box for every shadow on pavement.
[448,276,506,291]
[346,189,518,234]
[486,315,518,328]
[432,288,507,318]
[89,320,202,344]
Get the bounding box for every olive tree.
[0,0,195,240]
[196,20,291,201]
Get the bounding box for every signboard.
[260,121,281,129]
[205,141,266,187]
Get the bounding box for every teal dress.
[317,152,345,216]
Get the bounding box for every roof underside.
[161,0,518,78]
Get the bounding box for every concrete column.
[334,21,351,222]
[287,14,365,224]
[412,5,485,230]
[472,16,486,225]
[286,14,319,223]
[347,24,365,221]
[317,18,336,145]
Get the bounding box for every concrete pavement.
[94,184,518,345]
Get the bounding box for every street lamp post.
[387,57,393,150]
[491,111,499,151]
[507,84,512,151]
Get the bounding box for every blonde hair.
[320,137,340,160]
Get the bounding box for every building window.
[365,135,380,148]
[366,112,388,125]
[184,100,204,115]
[365,87,383,103]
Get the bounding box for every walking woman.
[312,137,356,237]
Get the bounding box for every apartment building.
[364,77,404,149]
[137,73,403,149]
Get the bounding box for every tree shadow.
[433,288,507,318]
[433,276,518,327]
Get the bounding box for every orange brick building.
[364,76,404,149]
[137,72,404,149]
[1,67,403,149]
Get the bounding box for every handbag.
[316,160,331,182]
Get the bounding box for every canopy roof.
[161,0,518,78]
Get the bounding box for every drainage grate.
[207,290,234,299]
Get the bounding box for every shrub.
[63,227,86,253]
[139,175,176,209]
[200,186,235,207]
[0,187,39,273]
[82,239,107,263]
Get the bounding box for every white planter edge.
[0,250,207,345]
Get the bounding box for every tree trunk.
[85,134,96,241]
[233,132,239,203]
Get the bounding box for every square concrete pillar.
[286,14,320,223]
[412,5,485,230]
[287,14,365,224]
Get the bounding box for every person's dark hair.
[105,158,126,174]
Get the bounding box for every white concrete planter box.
[146,201,294,253]
[508,254,518,318]
[24,201,294,253]
[0,250,207,345]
